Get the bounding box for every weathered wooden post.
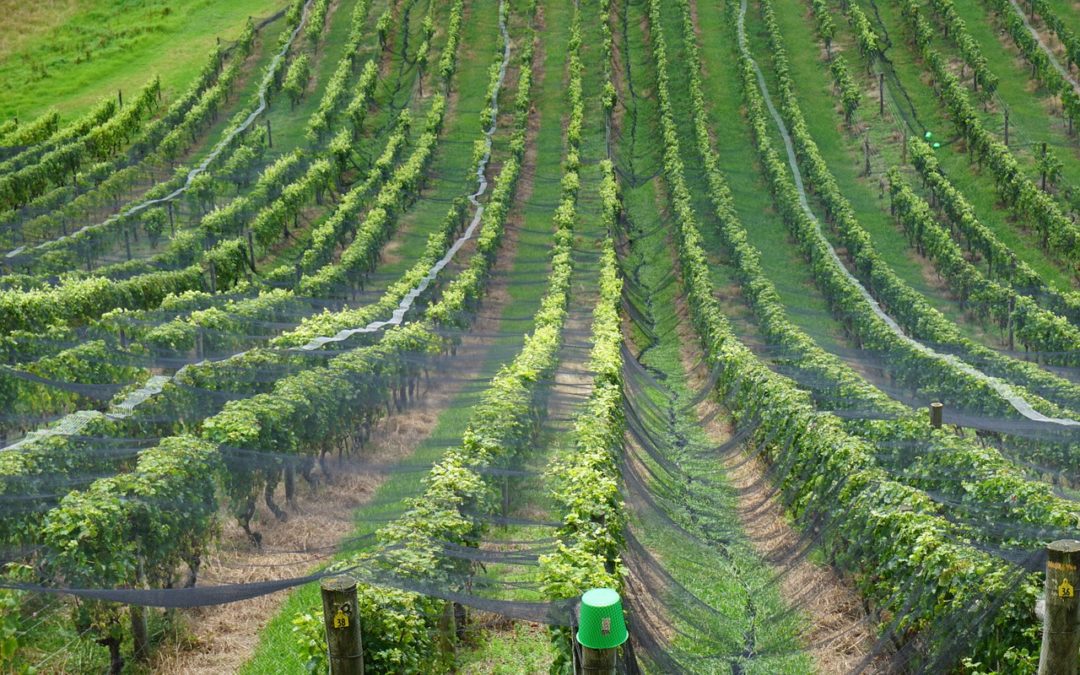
[246,230,256,272]
[124,228,132,260]
[1005,109,1010,146]
[266,117,273,148]
[929,401,943,429]
[1007,295,1016,351]
[581,646,616,675]
[1041,142,1050,191]
[208,259,217,293]
[879,73,885,117]
[576,588,627,675]
[502,473,510,518]
[130,606,149,661]
[1038,540,1079,675]
[321,575,364,675]
[131,564,149,661]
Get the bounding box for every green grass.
[0,0,285,121]
[75,0,371,279]
[97,0,414,278]
[456,623,556,674]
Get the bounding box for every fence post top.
[320,575,357,592]
[1048,540,1080,553]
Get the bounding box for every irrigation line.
[4,0,317,260]
[1,0,513,451]
[737,0,1079,427]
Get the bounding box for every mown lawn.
[0,0,285,121]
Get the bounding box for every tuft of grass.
[456,623,556,674]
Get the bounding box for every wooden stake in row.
[1039,540,1079,675]
[321,576,364,674]
[929,401,943,429]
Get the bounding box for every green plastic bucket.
[576,588,628,650]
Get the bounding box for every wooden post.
[863,136,871,176]
[266,117,273,148]
[930,401,943,429]
[247,230,256,272]
[1007,294,1016,351]
[131,562,149,661]
[902,135,908,165]
[879,73,885,117]
[209,260,217,293]
[437,602,456,656]
[124,229,132,260]
[502,475,510,518]
[1042,142,1049,191]
[1038,540,1080,675]
[320,576,364,675]
[1005,109,1010,146]
[130,605,149,661]
[580,646,616,675]
[167,201,175,235]
[118,89,123,109]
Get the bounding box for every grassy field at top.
[0,0,284,121]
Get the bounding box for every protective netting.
[3,0,1080,670]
